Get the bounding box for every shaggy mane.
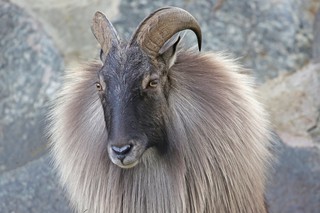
[48,49,272,213]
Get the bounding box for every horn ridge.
[129,7,171,46]
[129,7,202,60]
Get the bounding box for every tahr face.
[96,45,170,168]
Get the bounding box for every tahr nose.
[111,144,133,159]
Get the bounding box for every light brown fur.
[48,49,272,213]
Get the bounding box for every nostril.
[111,144,132,156]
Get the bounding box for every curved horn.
[129,7,202,60]
[91,11,120,55]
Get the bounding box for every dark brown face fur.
[97,44,170,168]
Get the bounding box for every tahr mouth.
[108,142,147,169]
[111,158,140,169]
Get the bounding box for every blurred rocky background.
[0,0,319,212]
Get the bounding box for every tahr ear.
[91,11,120,60]
[159,35,181,69]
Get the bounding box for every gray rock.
[267,138,320,213]
[113,0,314,82]
[0,155,71,213]
[0,0,63,173]
[10,0,121,64]
[258,63,320,144]
[313,8,320,62]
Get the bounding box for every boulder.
[267,139,320,213]
[0,155,71,213]
[259,63,320,146]
[10,0,121,64]
[0,0,63,173]
[313,8,320,62]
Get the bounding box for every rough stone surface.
[0,0,63,174]
[313,8,320,62]
[259,63,320,145]
[11,0,121,64]
[267,139,320,213]
[0,155,71,213]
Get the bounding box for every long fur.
[48,49,272,213]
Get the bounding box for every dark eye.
[148,79,159,88]
[96,82,102,91]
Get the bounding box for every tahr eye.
[148,79,159,88]
[96,82,102,91]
